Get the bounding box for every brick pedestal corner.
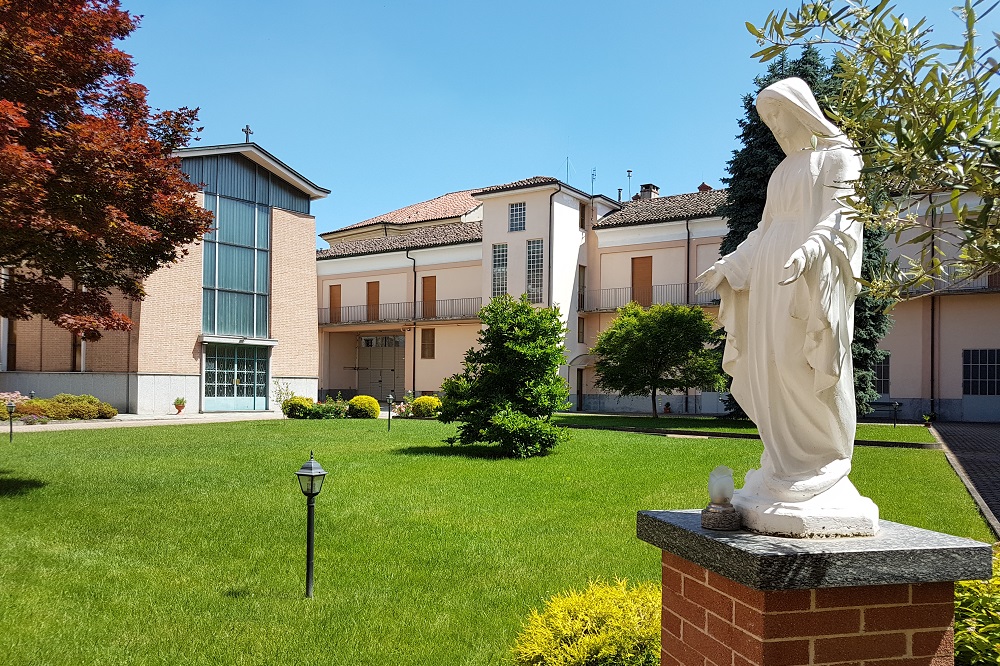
[638,510,993,666]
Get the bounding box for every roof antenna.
[627,169,633,198]
[617,188,622,202]
[242,124,253,143]
[591,168,596,195]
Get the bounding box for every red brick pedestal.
[662,550,954,666]
[637,510,992,666]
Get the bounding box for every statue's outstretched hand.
[696,265,725,293]
[780,248,808,286]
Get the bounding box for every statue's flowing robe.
[715,142,863,500]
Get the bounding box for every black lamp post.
[386,392,394,432]
[6,401,13,442]
[295,452,327,598]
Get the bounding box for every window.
[202,194,270,338]
[579,203,587,230]
[526,239,544,303]
[492,244,508,297]
[963,349,1000,395]
[421,328,435,359]
[577,317,585,344]
[874,353,890,395]
[577,265,586,311]
[508,202,526,232]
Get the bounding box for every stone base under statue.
[733,471,879,538]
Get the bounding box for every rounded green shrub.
[96,402,118,419]
[282,396,314,419]
[411,395,442,418]
[955,545,1000,665]
[347,395,380,419]
[512,579,660,666]
[15,399,50,418]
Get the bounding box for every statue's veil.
[756,77,853,156]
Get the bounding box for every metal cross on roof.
[242,124,253,143]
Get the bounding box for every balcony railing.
[912,270,1000,295]
[582,282,719,312]
[319,297,482,325]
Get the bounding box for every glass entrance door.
[204,343,269,411]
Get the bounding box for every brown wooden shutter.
[632,256,653,307]
[421,328,435,359]
[422,276,436,319]
[328,284,341,324]
[366,281,379,321]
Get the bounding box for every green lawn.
[0,420,988,664]
[553,413,937,444]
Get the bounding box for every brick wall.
[662,551,955,666]
[270,208,318,378]
[85,292,140,373]
[12,317,73,371]
[136,239,204,375]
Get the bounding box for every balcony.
[318,297,483,326]
[581,282,719,312]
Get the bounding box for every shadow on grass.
[392,444,506,460]
[0,469,45,497]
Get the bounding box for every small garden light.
[386,392,394,432]
[6,400,14,442]
[295,451,327,598]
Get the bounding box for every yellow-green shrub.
[96,402,118,419]
[67,401,99,419]
[15,399,50,418]
[955,545,1000,665]
[42,400,73,420]
[347,395,380,419]
[512,579,660,666]
[411,395,442,418]
[282,396,314,419]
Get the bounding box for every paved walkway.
[6,409,285,433]
[932,422,1000,539]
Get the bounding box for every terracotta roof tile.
[472,176,560,196]
[338,189,481,231]
[593,189,728,229]
[316,222,482,260]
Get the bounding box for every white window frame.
[508,202,526,232]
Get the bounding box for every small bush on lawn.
[955,545,1000,665]
[411,395,442,418]
[43,400,73,420]
[282,396,315,419]
[513,579,660,666]
[347,395,380,419]
[391,401,413,418]
[486,407,568,459]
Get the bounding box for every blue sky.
[119,1,984,240]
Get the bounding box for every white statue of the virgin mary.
[698,77,880,537]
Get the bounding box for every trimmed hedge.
[6,394,117,421]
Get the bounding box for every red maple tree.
[0,0,213,340]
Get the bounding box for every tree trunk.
[650,390,658,418]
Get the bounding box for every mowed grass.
[0,419,989,665]
[553,413,937,444]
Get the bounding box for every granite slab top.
[638,509,994,590]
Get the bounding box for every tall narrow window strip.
[874,354,890,395]
[492,243,508,298]
[201,193,270,338]
[508,202,526,232]
[577,317,585,343]
[526,239,544,303]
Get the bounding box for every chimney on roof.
[639,183,659,200]
[698,182,713,192]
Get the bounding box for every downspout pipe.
[685,218,691,305]
[548,185,563,308]
[407,249,417,396]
